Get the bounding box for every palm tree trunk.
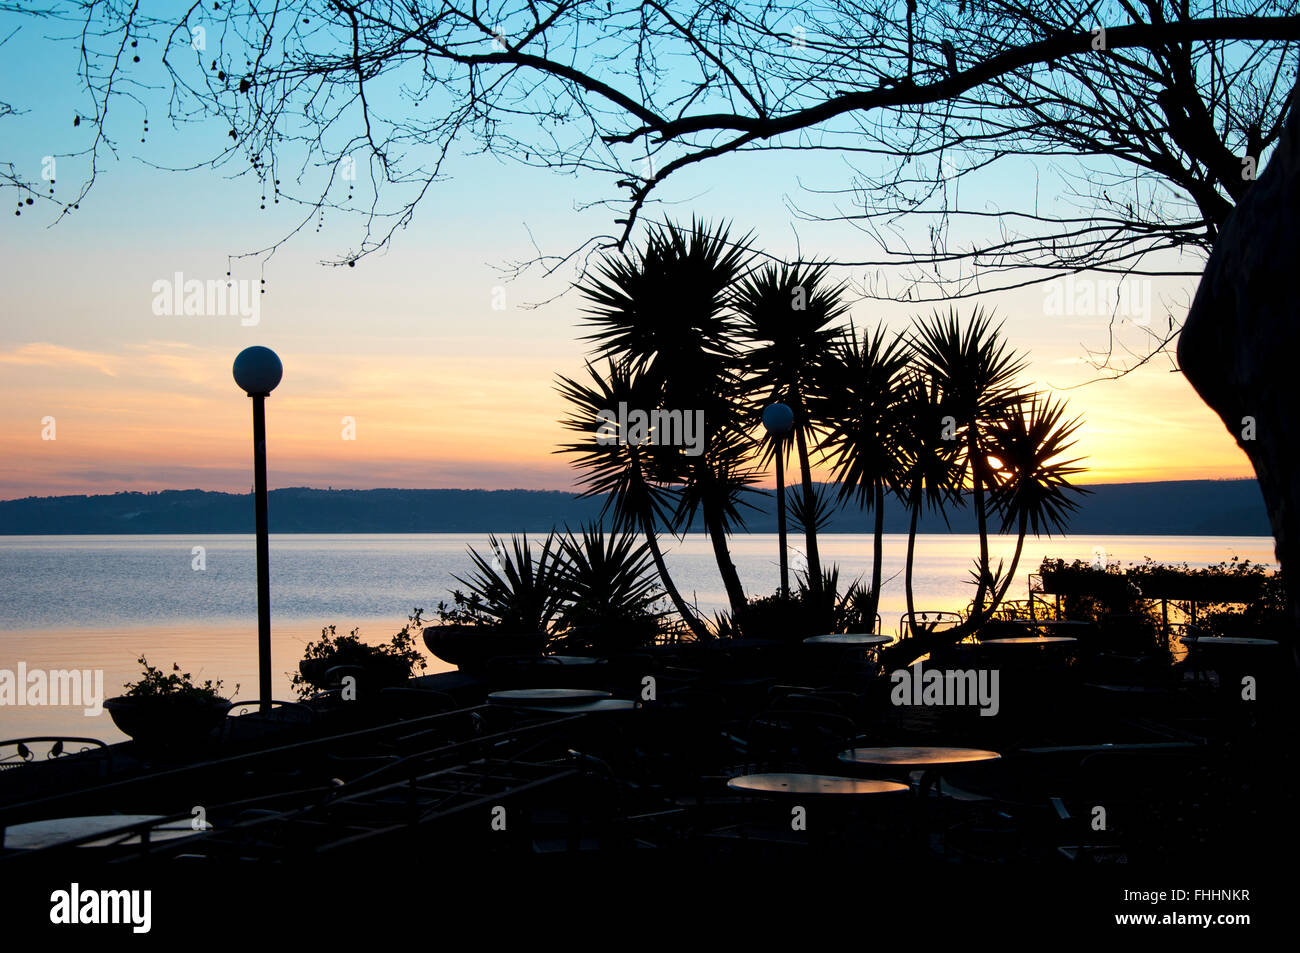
[793,421,823,594]
[991,516,1028,612]
[969,427,991,615]
[704,504,748,618]
[641,512,709,641]
[904,487,921,635]
[869,482,886,621]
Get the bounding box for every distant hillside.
[0,480,1272,536]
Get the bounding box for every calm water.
[0,533,1274,741]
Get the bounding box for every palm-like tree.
[911,308,1028,617]
[577,219,757,617]
[735,261,848,596]
[891,372,965,627]
[555,359,710,639]
[982,396,1089,610]
[816,324,914,617]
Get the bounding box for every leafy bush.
[123,656,234,702]
[1037,555,1284,638]
[291,611,428,699]
[727,565,877,642]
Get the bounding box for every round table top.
[534,698,638,714]
[727,773,910,796]
[1180,636,1279,647]
[2,814,210,850]
[488,688,612,706]
[803,633,893,646]
[839,746,1002,767]
[543,655,603,665]
[980,636,1077,645]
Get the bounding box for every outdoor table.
[839,745,1001,769]
[727,773,909,797]
[979,636,1077,646]
[543,655,604,666]
[1179,636,1280,695]
[521,698,637,714]
[803,633,893,647]
[1179,636,1279,647]
[2,814,209,850]
[839,746,1001,797]
[487,688,612,706]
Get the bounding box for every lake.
[0,532,1274,741]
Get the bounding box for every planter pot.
[297,655,411,691]
[422,625,547,671]
[103,695,232,746]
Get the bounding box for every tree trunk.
[641,511,710,641]
[869,483,886,622]
[904,489,921,635]
[1178,87,1300,685]
[969,426,991,616]
[793,420,823,594]
[704,505,748,619]
[992,516,1028,608]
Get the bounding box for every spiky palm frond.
[984,395,1090,536]
[670,412,763,535]
[892,371,965,516]
[452,533,564,633]
[553,525,664,638]
[578,218,752,395]
[554,359,680,533]
[793,564,878,634]
[735,259,848,418]
[910,307,1028,436]
[814,323,915,506]
[787,482,837,535]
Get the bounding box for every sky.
[0,10,1257,500]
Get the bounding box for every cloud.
[0,342,122,377]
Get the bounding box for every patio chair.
[898,610,964,640]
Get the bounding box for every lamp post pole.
[233,346,283,715]
[251,393,271,714]
[762,403,795,600]
[775,441,788,598]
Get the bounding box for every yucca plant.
[551,525,666,653]
[982,395,1089,607]
[815,323,914,617]
[911,308,1028,616]
[576,219,757,617]
[735,261,850,594]
[892,371,965,625]
[555,359,709,639]
[450,533,564,634]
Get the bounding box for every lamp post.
[233,346,283,714]
[762,402,795,598]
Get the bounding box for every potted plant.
[103,656,235,746]
[423,535,558,671]
[292,613,427,698]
